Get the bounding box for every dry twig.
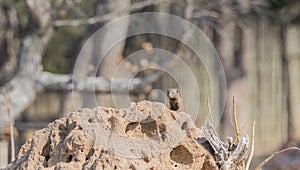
[255,147,300,170]
[232,97,240,141]
[206,98,213,122]
[245,121,255,170]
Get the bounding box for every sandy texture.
[5,101,217,170]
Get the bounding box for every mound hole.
[170,145,193,165]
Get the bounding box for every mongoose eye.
[176,89,179,93]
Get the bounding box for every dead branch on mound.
[197,121,249,170]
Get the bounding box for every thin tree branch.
[35,71,167,94]
[53,0,171,27]
[35,71,142,93]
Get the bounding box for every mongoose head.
[167,88,180,99]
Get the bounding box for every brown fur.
[167,88,184,112]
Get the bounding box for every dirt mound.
[5,101,217,169]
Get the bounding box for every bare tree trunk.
[286,23,300,142]
[73,0,130,109]
[0,4,18,85]
[255,19,284,155]
[98,0,131,108]
[0,0,53,160]
[98,0,131,77]
[212,2,238,138]
[281,24,294,144]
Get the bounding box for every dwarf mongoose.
[167,88,184,112]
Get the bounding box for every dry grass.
[3,91,15,162]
